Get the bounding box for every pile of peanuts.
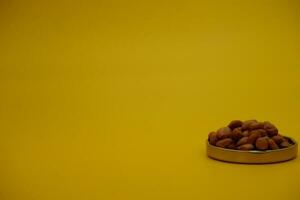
[208,120,293,150]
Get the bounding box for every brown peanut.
[256,129,267,137]
[216,138,233,148]
[241,130,250,137]
[227,143,236,149]
[232,127,243,141]
[249,122,264,130]
[217,127,232,139]
[242,120,257,130]
[268,138,279,150]
[228,120,243,130]
[255,137,269,150]
[263,121,278,137]
[248,131,261,144]
[280,141,291,148]
[266,128,278,137]
[238,144,254,150]
[272,135,284,145]
[237,136,249,146]
[263,121,277,129]
[208,132,218,145]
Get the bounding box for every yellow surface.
[0,0,300,199]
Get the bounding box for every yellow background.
[0,0,300,199]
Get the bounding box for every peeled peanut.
[228,120,243,130]
[238,144,254,150]
[268,138,279,150]
[208,132,218,145]
[255,137,269,150]
[237,136,249,146]
[216,138,233,148]
[217,127,232,139]
[248,131,261,144]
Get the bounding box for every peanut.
[227,143,236,149]
[241,130,250,137]
[237,136,249,146]
[242,120,257,130]
[249,122,264,130]
[280,141,291,148]
[272,135,284,145]
[217,127,232,139]
[232,127,243,141]
[238,144,254,150]
[216,138,233,148]
[228,120,243,130]
[255,137,269,150]
[268,138,279,150]
[263,121,278,137]
[256,129,267,137]
[248,131,261,144]
[208,132,218,145]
